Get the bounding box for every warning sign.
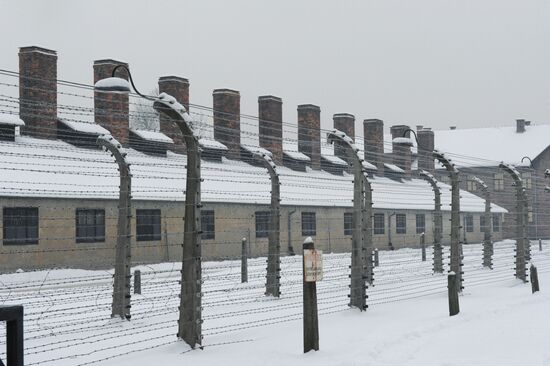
[304,249,323,282]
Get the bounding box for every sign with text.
[304,249,323,282]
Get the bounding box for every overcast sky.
[1,0,549,138]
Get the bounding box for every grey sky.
[1,0,549,139]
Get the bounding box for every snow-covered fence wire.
[0,69,549,364]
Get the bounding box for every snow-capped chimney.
[391,124,412,178]
[213,89,240,159]
[94,59,129,145]
[417,128,435,173]
[516,119,526,133]
[297,104,321,170]
[363,119,384,174]
[333,113,355,162]
[258,95,283,164]
[19,46,57,139]
[158,76,189,153]
[450,126,456,130]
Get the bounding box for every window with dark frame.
[465,214,474,232]
[373,213,385,235]
[480,215,487,232]
[136,209,161,241]
[415,214,425,234]
[396,213,406,234]
[344,212,353,236]
[3,207,38,245]
[492,214,500,232]
[201,210,215,240]
[301,212,316,236]
[494,173,504,191]
[76,209,105,243]
[255,211,270,238]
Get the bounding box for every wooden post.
[374,248,379,267]
[97,135,132,320]
[530,264,540,293]
[303,237,319,353]
[421,233,426,262]
[0,305,24,366]
[241,238,248,283]
[134,270,141,295]
[448,272,460,316]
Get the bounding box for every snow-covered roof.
[433,124,550,167]
[384,163,405,173]
[130,129,173,144]
[199,138,228,151]
[0,113,25,126]
[241,144,272,157]
[0,136,506,213]
[284,150,310,161]
[321,154,347,166]
[59,119,109,135]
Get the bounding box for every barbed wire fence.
[0,69,547,365]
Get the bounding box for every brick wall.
[213,89,240,159]
[158,76,189,153]
[297,104,321,170]
[258,96,283,164]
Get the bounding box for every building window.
[480,215,487,232]
[344,212,353,236]
[373,213,385,235]
[467,177,477,192]
[492,213,500,232]
[465,215,474,232]
[522,172,532,189]
[301,212,316,236]
[415,214,425,234]
[396,213,406,234]
[200,210,215,240]
[3,207,38,245]
[76,209,105,243]
[136,209,161,241]
[494,173,504,191]
[255,211,270,238]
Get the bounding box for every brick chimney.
[258,95,283,164]
[158,76,189,153]
[391,124,412,178]
[19,46,57,139]
[94,59,129,145]
[417,128,435,173]
[213,89,240,159]
[363,119,384,174]
[516,119,526,133]
[333,113,355,162]
[297,104,321,170]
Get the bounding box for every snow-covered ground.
[0,240,548,366]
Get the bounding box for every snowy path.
[0,240,548,365]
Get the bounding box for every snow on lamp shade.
[94,77,131,93]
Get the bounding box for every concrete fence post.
[327,130,370,311]
[374,248,379,267]
[154,94,202,348]
[97,135,132,320]
[448,272,460,316]
[433,152,463,291]
[473,176,493,269]
[419,170,443,273]
[252,152,281,297]
[499,163,528,282]
[421,233,426,262]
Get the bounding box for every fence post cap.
[303,237,314,244]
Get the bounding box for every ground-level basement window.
[136,209,161,241]
[3,207,38,245]
[201,210,215,240]
[76,209,105,243]
[344,212,353,236]
[255,211,270,238]
[301,212,316,236]
[396,214,406,234]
